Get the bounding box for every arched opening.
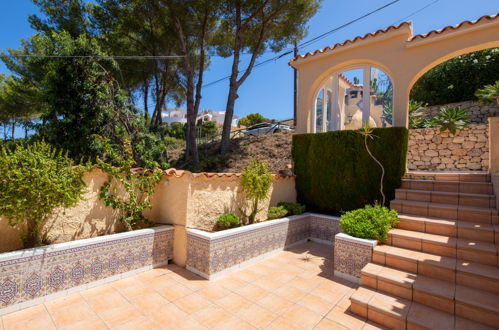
[312,65,393,132]
[408,47,499,128]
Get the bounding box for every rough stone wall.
[424,101,499,124]
[408,124,489,171]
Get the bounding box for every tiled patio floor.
[0,242,384,330]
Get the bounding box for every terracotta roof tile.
[409,13,498,41]
[290,13,498,64]
[290,22,411,63]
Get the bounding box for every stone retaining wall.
[424,101,499,124]
[408,124,489,171]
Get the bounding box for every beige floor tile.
[265,317,303,330]
[173,293,212,314]
[44,293,85,311]
[256,293,295,315]
[214,292,252,313]
[237,303,277,328]
[273,284,308,302]
[115,283,155,300]
[234,283,269,302]
[112,315,157,330]
[97,303,142,328]
[192,305,233,328]
[129,291,169,312]
[297,293,335,316]
[232,268,262,283]
[314,317,350,330]
[218,276,248,291]
[48,301,99,328]
[213,316,256,330]
[84,290,130,313]
[155,283,193,301]
[164,318,207,330]
[326,306,366,329]
[197,284,231,301]
[280,304,323,329]
[58,316,108,330]
[146,302,188,325]
[2,305,55,330]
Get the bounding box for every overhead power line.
[4,54,185,59]
[202,0,401,88]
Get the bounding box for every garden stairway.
[349,172,499,329]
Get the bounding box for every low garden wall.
[0,225,173,316]
[407,124,489,171]
[424,100,499,124]
[333,233,377,283]
[185,213,340,279]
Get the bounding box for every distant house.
[162,108,239,127]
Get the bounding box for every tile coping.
[187,213,340,240]
[335,233,378,247]
[0,225,174,262]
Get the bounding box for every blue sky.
[1,0,498,121]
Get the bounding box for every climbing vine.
[94,136,162,230]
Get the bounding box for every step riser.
[374,250,499,294]
[388,234,497,266]
[397,218,495,243]
[456,303,499,328]
[391,203,497,224]
[401,181,493,194]
[405,173,490,183]
[395,190,495,208]
[361,274,454,314]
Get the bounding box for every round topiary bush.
[339,205,398,242]
[216,213,241,230]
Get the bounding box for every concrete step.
[372,245,499,294]
[397,214,497,243]
[395,188,496,208]
[388,228,498,266]
[350,286,494,330]
[390,200,498,224]
[360,263,499,324]
[405,171,490,183]
[401,179,493,195]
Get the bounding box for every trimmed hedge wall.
[292,127,408,215]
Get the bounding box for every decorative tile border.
[0,225,173,315]
[333,233,377,283]
[186,213,340,279]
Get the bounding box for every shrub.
[216,213,241,230]
[0,141,86,247]
[408,100,427,129]
[292,127,408,214]
[340,205,398,242]
[277,202,306,216]
[238,113,268,127]
[240,159,274,224]
[410,48,499,105]
[267,206,288,220]
[95,136,162,231]
[475,80,499,104]
[425,107,470,135]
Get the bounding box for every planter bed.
[0,225,173,316]
[333,233,377,283]
[186,213,340,279]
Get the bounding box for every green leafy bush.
[425,107,470,135]
[277,202,306,216]
[475,81,499,104]
[95,136,162,231]
[408,100,427,129]
[240,159,274,224]
[292,127,408,214]
[216,213,241,230]
[0,141,87,247]
[340,205,398,242]
[267,206,288,220]
[411,48,499,105]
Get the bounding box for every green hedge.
[292,127,408,214]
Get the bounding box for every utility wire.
[389,0,440,26]
[202,0,401,88]
[5,55,185,59]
